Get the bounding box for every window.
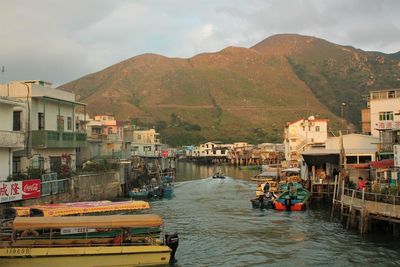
[315,126,320,132]
[67,117,72,130]
[346,156,358,164]
[137,134,141,140]
[388,91,396,98]
[144,146,152,151]
[50,156,61,174]
[379,111,394,121]
[12,156,21,175]
[13,111,21,131]
[108,128,112,134]
[38,112,45,130]
[359,155,372,164]
[57,115,64,131]
[132,146,139,151]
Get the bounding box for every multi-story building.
[362,89,400,158]
[124,127,162,157]
[0,80,87,175]
[0,97,25,181]
[79,115,124,161]
[192,141,232,158]
[284,116,329,166]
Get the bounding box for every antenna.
[1,66,5,84]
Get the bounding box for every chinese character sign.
[0,180,40,203]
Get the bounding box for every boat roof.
[256,171,278,178]
[12,214,163,230]
[30,200,150,217]
[3,207,31,217]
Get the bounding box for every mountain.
[58,34,400,146]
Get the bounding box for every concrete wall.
[0,148,10,181]
[11,171,122,207]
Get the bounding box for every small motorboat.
[274,188,310,211]
[129,187,154,199]
[251,194,275,209]
[162,183,174,198]
[212,173,225,179]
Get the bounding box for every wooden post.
[331,174,338,219]
[340,180,345,223]
[346,189,355,230]
[332,174,338,204]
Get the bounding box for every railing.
[41,172,69,196]
[31,130,86,148]
[342,187,400,205]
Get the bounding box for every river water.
[150,162,400,267]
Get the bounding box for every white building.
[0,80,86,175]
[124,128,162,157]
[365,89,400,156]
[0,97,25,181]
[284,116,329,165]
[193,141,231,158]
[301,134,378,181]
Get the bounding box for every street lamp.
[341,102,346,132]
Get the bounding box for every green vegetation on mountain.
[59,34,400,146]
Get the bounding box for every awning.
[369,159,394,169]
[302,153,339,166]
[282,167,300,173]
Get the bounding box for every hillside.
[59,34,400,146]
[252,34,400,125]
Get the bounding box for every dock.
[331,181,400,236]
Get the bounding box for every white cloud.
[0,0,399,85]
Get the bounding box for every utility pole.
[1,66,5,84]
[341,102,346,132]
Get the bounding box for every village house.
[124,127,163,157]
[0,80,87,176]
[361,88,400,159]
[0,97,25,181]
[78,114,124,163]
[284,116,329,167]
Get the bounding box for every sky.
[0,0,399,86]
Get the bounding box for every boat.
[274,188,311,211]
[212,173,226,179]
[129,187,154,199]
[162,175,174,183]
[29,200,151,217]
[0,214,178,267]
[162,183,174,198]
[278,181,303,191]
[255,180,279,197]
[251,171,278,182]
[250,192,276,209]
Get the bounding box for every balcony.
[31,130,86,148]
[0,130,24,148]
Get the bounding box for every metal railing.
[41,172,69,196]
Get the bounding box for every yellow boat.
[0,214,175,267]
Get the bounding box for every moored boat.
[0,214,178,267]
[251,171,278,183]
[274,188,310,211]
[129,187,154,199]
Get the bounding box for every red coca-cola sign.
[0,179,41,203]
[22,179,41,199]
